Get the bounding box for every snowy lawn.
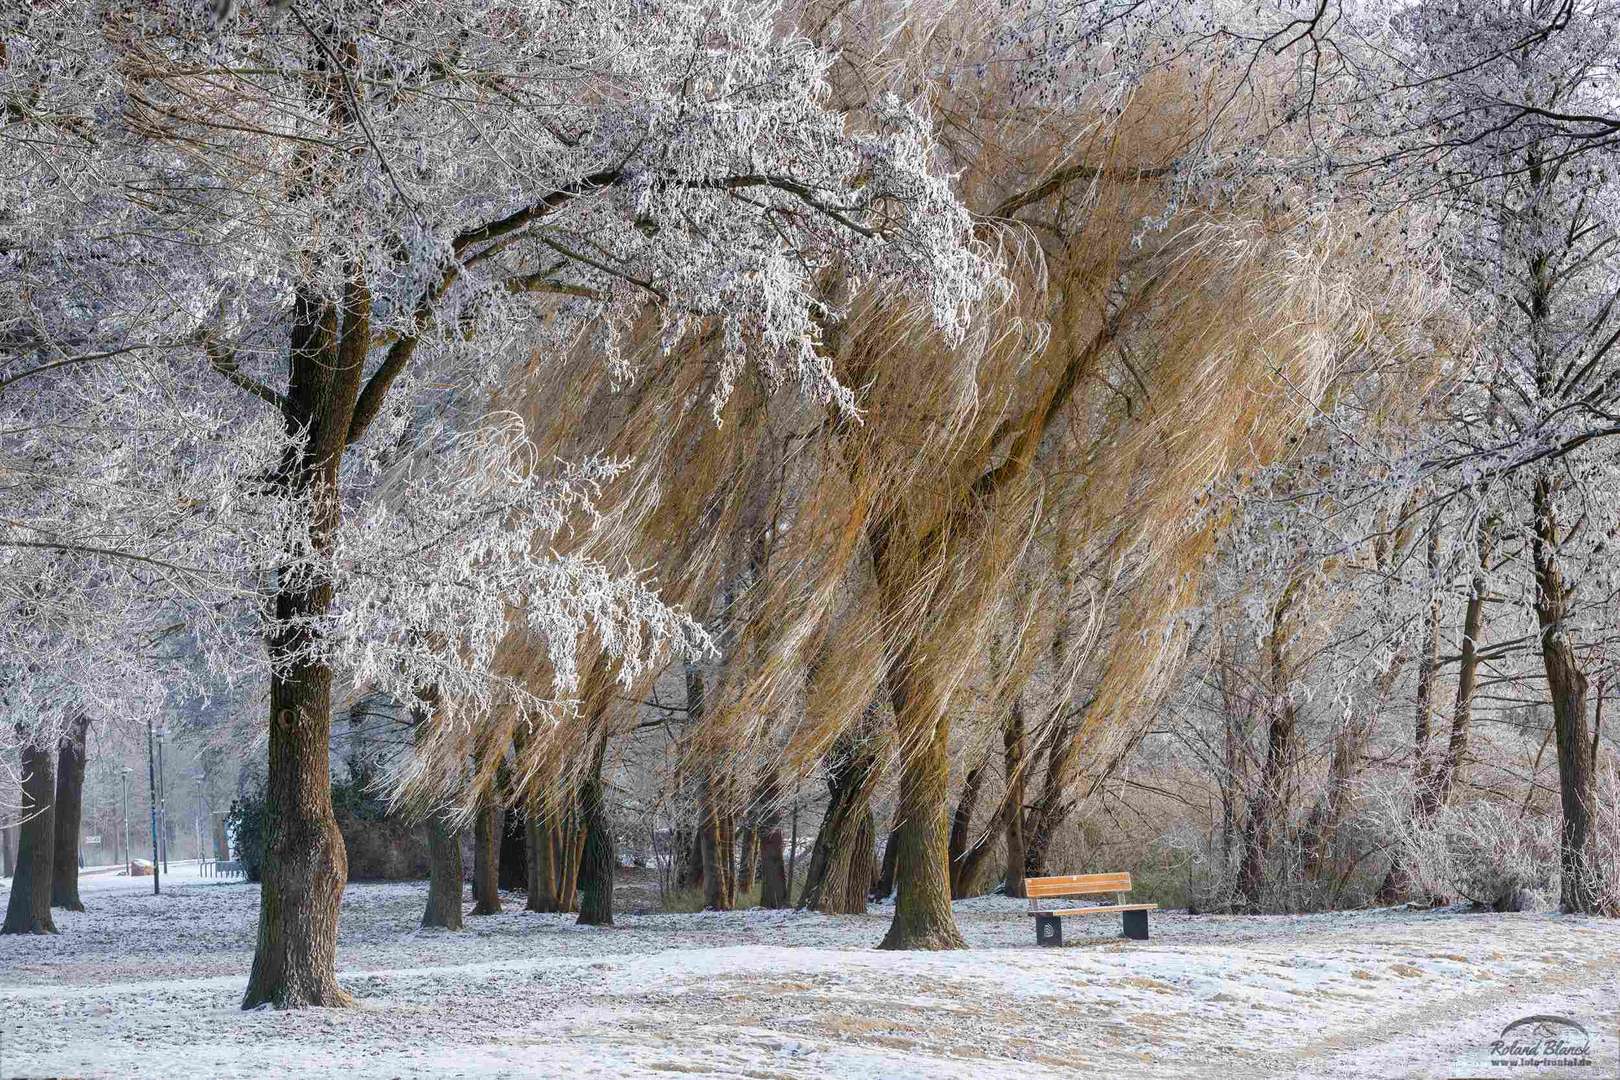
[1,868,1616,1079]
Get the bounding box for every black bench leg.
[1122,909,1149,941]
[1035,913,1063,947]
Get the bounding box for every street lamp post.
[192,773,207,869]
[121,767,133,875]
[145,717,161,896]
[155,726,169,874]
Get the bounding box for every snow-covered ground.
[1,869,1616,1079]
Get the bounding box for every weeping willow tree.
[393,0,1448,948]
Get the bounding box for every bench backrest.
[1025,872,1132,899]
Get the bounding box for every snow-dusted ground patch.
[1,873,1615,1078]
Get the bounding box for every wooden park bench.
[215,860,245,879]
[1025,872,1157,946]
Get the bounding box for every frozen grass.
[1,871,1616,1078]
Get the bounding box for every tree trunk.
[874,823,899,900]
[576,736,614,926]
[1003,701,1027,899]
[1,823,13,879]
[946,757,986,899]
[499,807,528,891]
[1379,515,1446,903]
[736,821,758,896]
[879,699,962,949]
[1531,472,1599,914]
[754,770,789,908]
[243,284,369,1009]
[2,737,57,934]
[422,811,464,930]
[241,651,351,1007]
[472,802,502,916]
[699,785,736,910]
[1235,580,1302,912]
[799,728,878,915]
[1427,524,1494,811]
[51,715,91,912]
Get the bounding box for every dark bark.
[243,283,369,1009]
[946,756,986,898]
[1003,701,1028,899]
[422,811,464,930]
[1531,472,1599,914]
[754,770,789,908]
[2,737,57,934]
[499,806,528,891]
[735,821,758,896]
[1,823,13,879]
[471,802,503,915]
[576,735,614,926]
[51,715,91,912]
[874,822,899,901]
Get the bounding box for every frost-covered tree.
[0,0,993,1005]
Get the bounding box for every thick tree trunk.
[243,283,370,1009]
[422,811,465,930]
[51,715,91,912]
[241,651,351,1007]
[576,737,614,926]
[879,700,963,949]
[472,802,502,916]
[2,738,57,934]
[1531,472,1599,914]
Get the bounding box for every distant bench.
[210,860,245,879]
[1026,872,1157,946]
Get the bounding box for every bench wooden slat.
[1028,903,1158,917]
[1024,872,1132,897]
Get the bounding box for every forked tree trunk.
[576,736,614,926]
[1531,473,1599,914]
[472,803,502,916]
[799,728,878,915]
[2,738,57,935]
[52,715,92,912]
[243,284,370,1010]
[422,811,464,930]
[946,756,986,898]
